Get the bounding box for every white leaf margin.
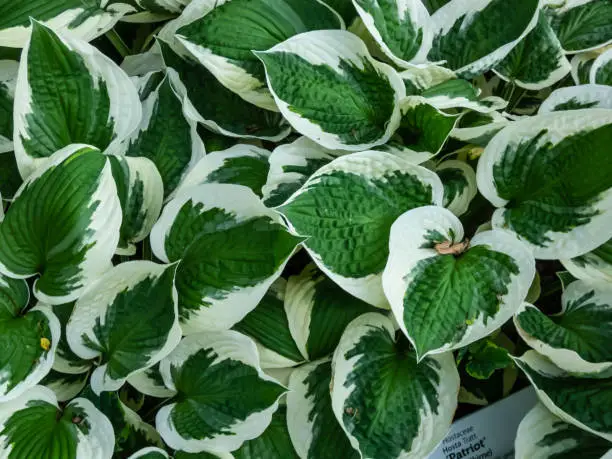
[539,84,612,113]
[156,331,286,453]
[255,30,406,151]
[66,260,181,394]
[437,159,477,217]
[382,206,535,359]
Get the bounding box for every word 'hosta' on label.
[278,150,443,307]
[151,183,301,333]
[0,146,121,304]
[330,313,459,459]
[383,206,535,359]
[256,30,405,151]
[477,109,612,260]
[155,331,286,453]
[515,280,612,375]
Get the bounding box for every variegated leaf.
[0,146,121,304]
[419,78,508,113]
[66,261,181,394]
[515,350,612,442]
[437,160,477,217]
[330,313,459,459]
[278,150,443,307]
[13,21,141,178]
[156,332,286,453]
[285,264,378,362]
[0,276,60,402]
[383,206,535,359]
[41,369,89,402]
[539,85,612,113]
[591,48,612,85]
[477,109,612,259]
[571,52,598,84]
[128,364,177,399]
[515,280,612,374]
[168,0,343,111]
[150,183,301,333]
[562,238,612,283]
[427,0,540,78]
[177,144,270,198]
[256,30,405,151]
[0,386,115,459]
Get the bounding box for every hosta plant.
[0,0,612,458]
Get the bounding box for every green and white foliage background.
[0,0,611,457]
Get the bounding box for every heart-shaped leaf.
[477,109,612,259]
[0,276,60,402]
[66,261,181,394]
[168,0,343,110]
[150,183,301,333]
[0,385,115,459]
[279,150,443,307]
[13,21,141,178]
[515,280,612,375]
[515,350,612,442]
[427,0,540,78]
[256,30,405,151]
[0,146,122,304]
[382,206,535,359]
[155,332,286,453]
[330,313,459,459]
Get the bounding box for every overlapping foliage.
[0,0,611,458]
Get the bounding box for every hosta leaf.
[515,403,612,459]
[158,41,290,142]
[51,303,91,375]
[515,350,612,441]
[151,184,301,333]
[0,146,121,304]
[427,0,540,79]
[591,48,612,86]
[175,452,232,459]
[128,364,177,399]
[0,60,17,155]
[262,137,346,208]
[451,111,509,145]
[515,280,612,374]
[233,279,305,368]
[494,11,571,90]
[437,160,477,216]
[169,0,343,111]
[66,261,181,394]
[476,109,612,259]
[137,0,190,14]
[123,72,205,200]
[399,64,456,93]
[0,386,115,459]
[330,313,460,459]
[128,447,171,459]
[562,238,612,283]
[278,150,443,307]
[177,144,270,198]
[233,407,299,459]
[285,264,378,361]
[571,52,598,84]
[287,359,359,459]
[0,276,60,402]
[0,1,133,48]
[0,152,22,202]
[82,388,163,456]
[382,206,535,359]
[457,338,512,380]
[420,78,508,113]
[372,139,434,164]
[13,21,141,178]
[109,156,164,256]
[546,0,612,53]
[539,85,612,113]
[397,96,459,154]
[352,0,433,67]
[42,370,89,402]
[256,30,406,151]
[156,332,286,453]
